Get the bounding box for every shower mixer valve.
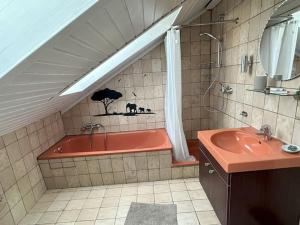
[220,83,233,94]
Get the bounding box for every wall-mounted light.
[241,55,253,73]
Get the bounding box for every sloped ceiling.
[0,0,210,135]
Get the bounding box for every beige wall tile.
[0,148,10,172]
[2,133,17,146]
[278,97,297,118]
[275,115,294,143]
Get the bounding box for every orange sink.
[198,127,300,173]
[210,130,272,155]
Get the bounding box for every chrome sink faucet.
[256,124,272,141]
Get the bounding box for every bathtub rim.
[37,128,172,160]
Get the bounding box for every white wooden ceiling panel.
[0,0,97,79]
[143,0,156,27]
[105,0,135,42]
[154,0,171,20]
[70,23,116,55]
[24,62,86,75]
[0,0,209,136]
[87,7,125,50]
[14,74,78,85]
[125,0,145,35]
[34,48,96,69]
[52,36,107,62]
[0,84,67,95]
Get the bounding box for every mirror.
[260,0,300,81]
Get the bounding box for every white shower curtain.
[261,19,299,79]
[164,28,192,162]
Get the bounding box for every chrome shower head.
[199,33,221,42]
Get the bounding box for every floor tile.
[104,188,122,197]
[56,223,75,225]
[97,207,118,219]
[172,191,190,201]
[121,187,137,196]
[37,211,62,224]
[197,211,221,225]
[137,185,153,194]
[38,193,58,202]
[47,200,68,211]
[74,221,95,225]
[83,198,103,209]
[154,184,171,193]
[119,195,136,206]
[56,222,75,225]
[192,199,213,212]
[95,219,114,225]
[56,192,75,201]
[188,189,207,200]
[186,182,202,191]
[116,205,130,218]
[88,189,106,199]
[30,202,51,213]
[175,201,195,213]
[115,217,126,225]
[57,210,80,223]
[72,191,90,200]
[137,194,154,204]
[177,212,200,225]
[170,183,187,191]
[65,199,85,210]
[19,213,43,225]
[77,208,99,221]
[101,197,119,207]
[154,193,173,203]
[22,178,217,225]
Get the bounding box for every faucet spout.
[256,124,272,141]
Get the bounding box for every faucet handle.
[260,124,271,133]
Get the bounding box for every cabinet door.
[209,169,229,225]
[199,148,210,192]
[199,147,229,225]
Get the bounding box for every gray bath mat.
[125,202,178,225]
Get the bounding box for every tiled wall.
[209,0,300,144]
[62,13,212,139]
[181,12,212,139]
[0,112,65,225]
[63,43,167,136]
[38,150,199,189]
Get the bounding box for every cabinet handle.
[209,169,215,174]
[204,163,210,167]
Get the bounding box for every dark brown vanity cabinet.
[199,141,300,225]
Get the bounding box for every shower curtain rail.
[174,18,239,29]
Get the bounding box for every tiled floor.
[19,178,220,225]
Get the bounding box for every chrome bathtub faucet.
[81,122,103,134]
[256,124,272,141]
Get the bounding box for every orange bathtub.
[38,128,172,160]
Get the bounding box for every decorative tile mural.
[91,88,154,117]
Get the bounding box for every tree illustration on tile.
[91,88,122,115]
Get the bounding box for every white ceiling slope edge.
[0,0,211,136]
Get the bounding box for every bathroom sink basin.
[210,131,271,155]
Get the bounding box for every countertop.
[197,127,300,173]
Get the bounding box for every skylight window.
[60,6,182,96]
